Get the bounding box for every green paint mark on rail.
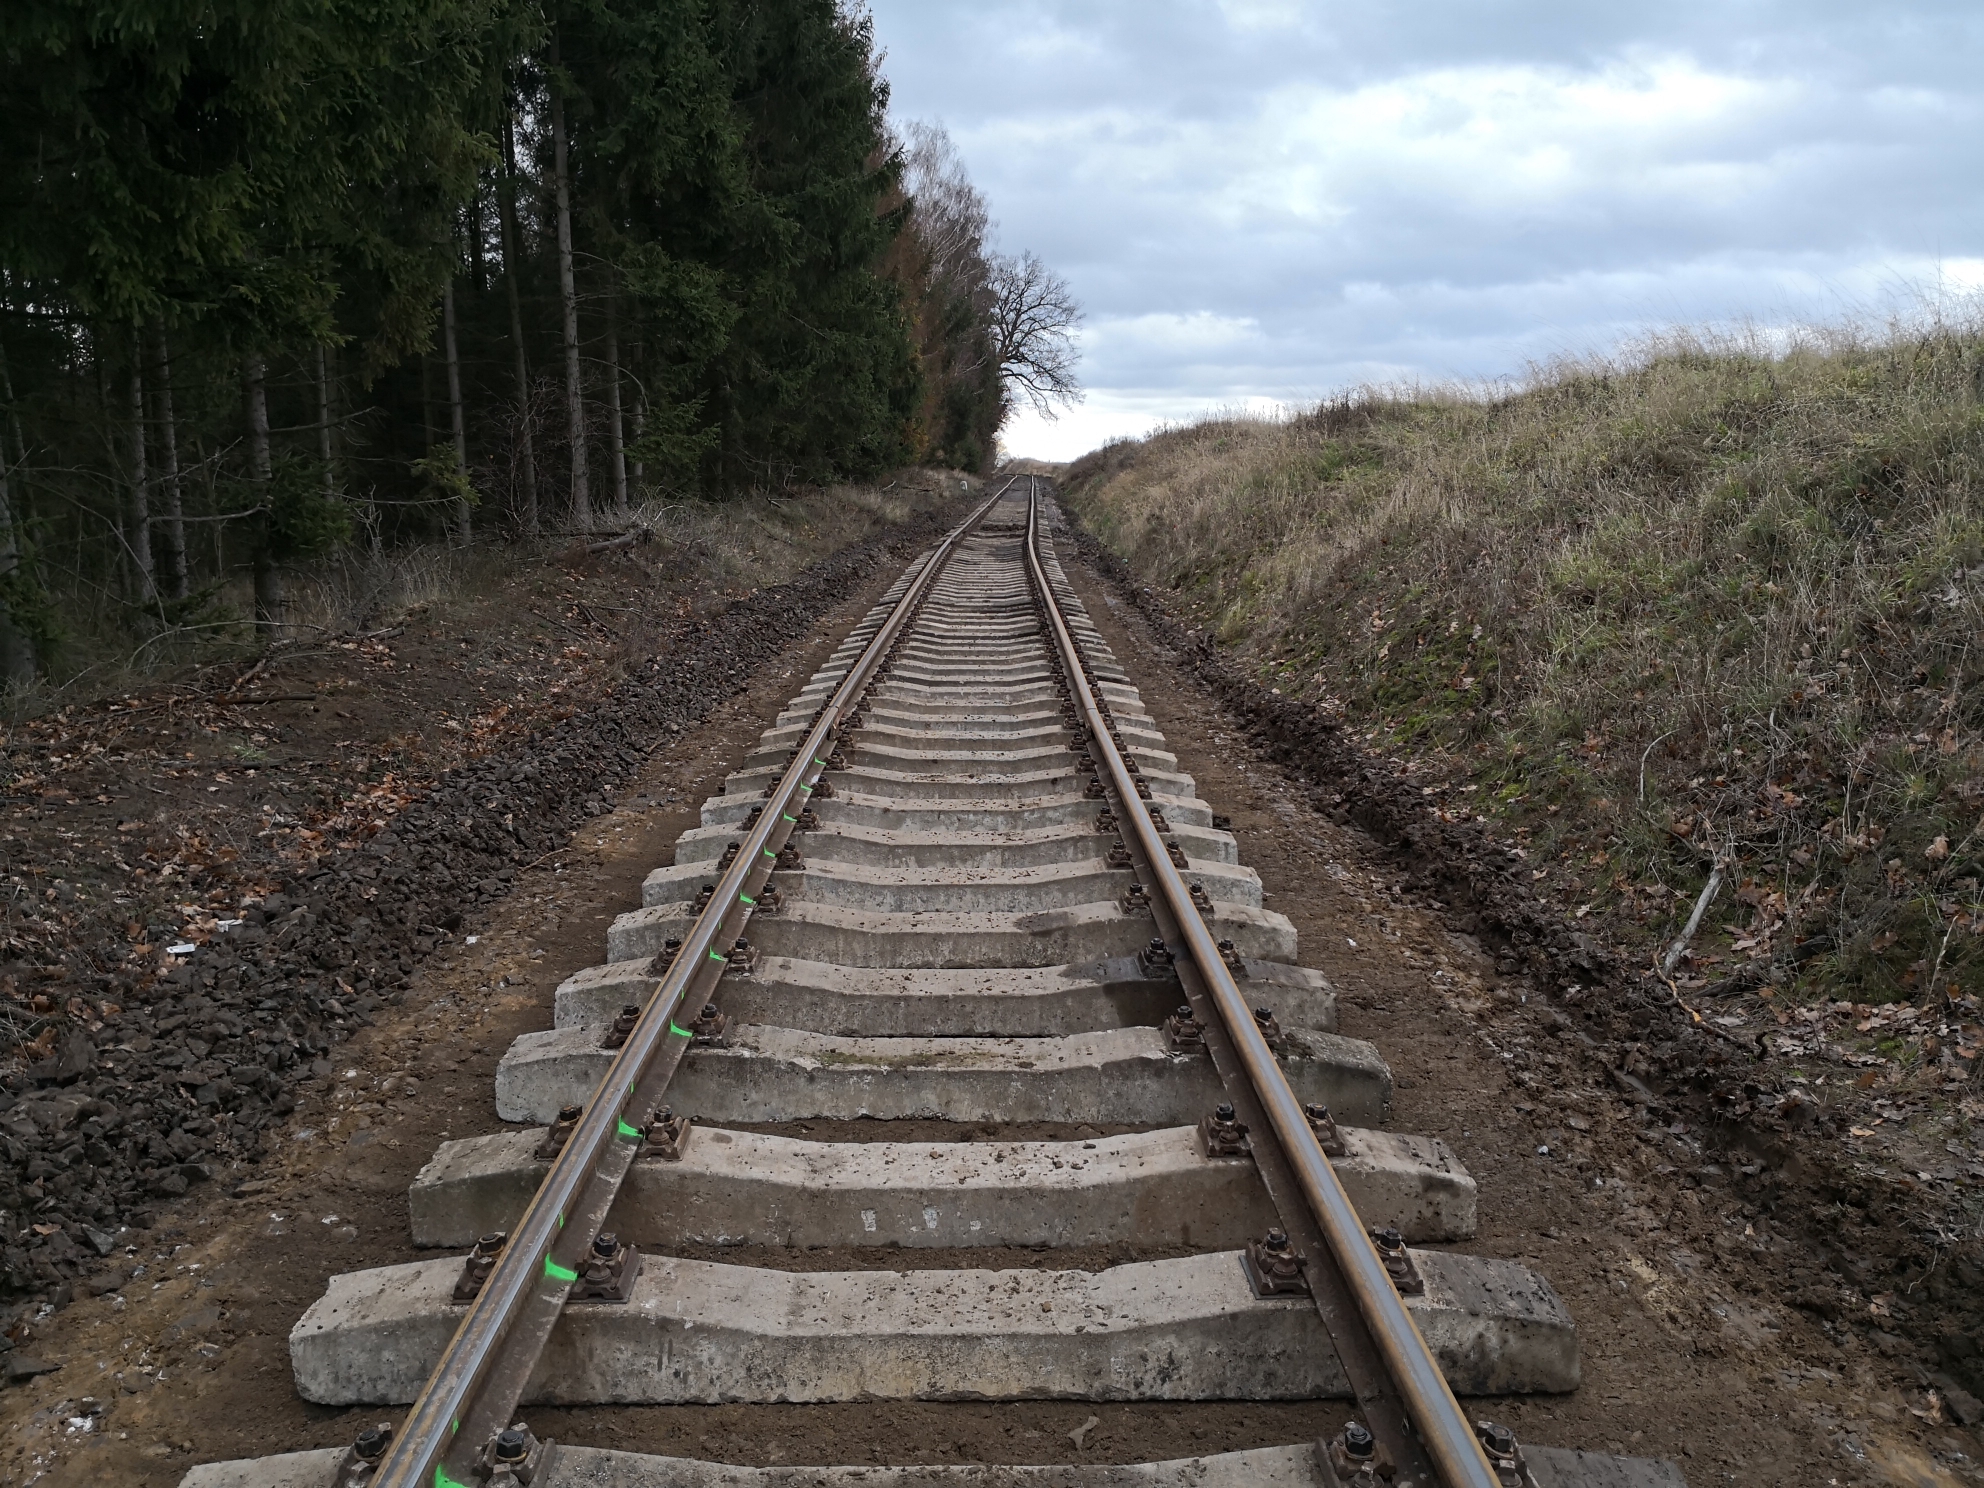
[739,894,755,906]
[782,813,798,823]
[709,949,728,961]
[616,1118,643,1140]
[669,1021,693,1038]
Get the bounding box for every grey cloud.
[868,1,1984,456]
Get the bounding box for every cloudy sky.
[864,0,1984,461]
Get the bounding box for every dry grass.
[10,470,967,715]
[1065,324,1984,1011]
[626,468,973,595]
[283,470,968,635]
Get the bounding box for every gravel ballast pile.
[0,505,961,1324]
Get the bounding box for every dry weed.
[1066,325,1984,1015]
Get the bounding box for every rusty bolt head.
[1305,1102,1330,1121]
[592,1231,619,1259]
[1373,1226,1405,1254]
[494,1427,529,1462]
[1341,1422,1375,1459]
[556,1104,581,1125]
[1263,1227,1290,1252]
[1215,1102,1236,1122]
[474,1232,507,1256]
[653,1105,674,1123]
[1476,1421,1516,1457]
[353,1425,390,1461]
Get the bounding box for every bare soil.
[0,536,967,1485]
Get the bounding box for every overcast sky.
[864,0,1984,461]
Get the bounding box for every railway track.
[184,481,1683,1488]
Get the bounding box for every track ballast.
[184,482,1683,1488]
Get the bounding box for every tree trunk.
[468,182,487,290]
[421,349,437,459]
[0,400,31,688]
[315,344,336,502]
[442,278,471,544]
[0,339,43,685]
[631,397,645,494]
[604,287,628,517]
[315,341,371,553]
[152,322,187,601]
[244,356,283,638]
[499,108,539,536]
[125,335,156,609]
[550,31,591,534]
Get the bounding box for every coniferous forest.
[0,0,1078,686]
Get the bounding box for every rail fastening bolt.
[1477,1421,1517,1457]
[1341,1422,1374,1459]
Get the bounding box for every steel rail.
[1022,485,1501,1488]
[373,481,1012,1488]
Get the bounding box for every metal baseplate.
[321,1420,557,1486]
[1313,1420,1687,1488]
[479,1423,556,1486]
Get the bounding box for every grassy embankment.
[1063,329,1984,1013]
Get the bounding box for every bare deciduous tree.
[990,250,1082,417]
[901,121,994,356]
